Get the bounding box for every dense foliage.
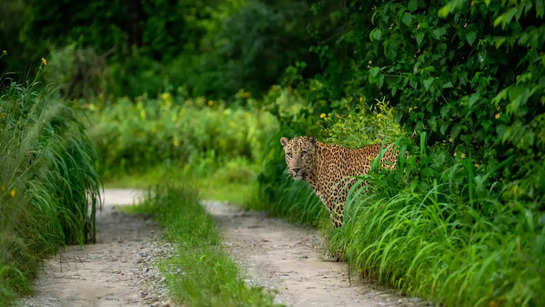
[88,94,277,178]
[0,82,100,305]
[2,0,545,306]
[296,0,545,206]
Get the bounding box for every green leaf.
[370,67,380,78]
[423,78,434,90]
[402,13,414,26]
[432,27,447,39]
[438,4,452,18]
[416,32,424,46]
[442,81,453,88]
[466,31,477,45]
[370,28,382,41]
[408,0,418,12]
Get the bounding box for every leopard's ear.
[280,137,289,147]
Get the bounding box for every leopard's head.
[280,136,317,181]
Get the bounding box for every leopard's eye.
[287,152,293,159]
[301,151,307,156]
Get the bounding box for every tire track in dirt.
[20,189,173,307]
[202,200,429,307]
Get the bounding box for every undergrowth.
[0,81,100,305]
[257,132,545,306]
[125,185,279,307]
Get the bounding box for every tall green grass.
[257,134,545,306]
[124,185,279,307]
[0,81,100,305]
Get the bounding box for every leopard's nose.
[293,168,301,173]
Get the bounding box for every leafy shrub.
[299,0,545,202]
[89,94,278,179]
[0,81,100,305]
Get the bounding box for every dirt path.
[20,189,427,307]
[202,201,428,307]
[20,189,173,307]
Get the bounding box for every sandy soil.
[202,200,429,307]
[20,189,173,307]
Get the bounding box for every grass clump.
[126,185,279,307]
[329,141,545,306]
[0,81,100,305]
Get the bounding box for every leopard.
[280,136,398,227]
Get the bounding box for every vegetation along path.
[21,189,427,307]
[202,200,429,307]
[21,189,172,307]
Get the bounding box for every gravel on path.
[20,189,174,307]
[202,200,430,307]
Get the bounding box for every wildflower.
[461,153,466,159]
[2,50,6,55]
[1,185,5,191]
[10,189,16,198]
[41,57,47,65]
[173,137,180,147]
[208,100,214,107]
[359,97,364,102]
[1,112,6,119]
[244,112,251,119]
[495,113,500,119]
[453,152,457,157]
[320,113,326,119]
[474,163,480,168]
[161,92,171,101]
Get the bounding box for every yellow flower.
[2,50,7,55]
[161,92,171,101]
[1,112,7,119]
[320,113,326,119]
[10,189,16,198]
[173,137,180,147]
[359,97,364,102]
[41,57,47,65]
[208,100,214,107]
[461,153,466,159]
[1,185,5,191]
[495,113,500,119]
[244,112,251,119]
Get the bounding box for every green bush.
[89,94,277,179]
[255,84,545,305]
[297,0,545,201]
[0,81,100,305]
